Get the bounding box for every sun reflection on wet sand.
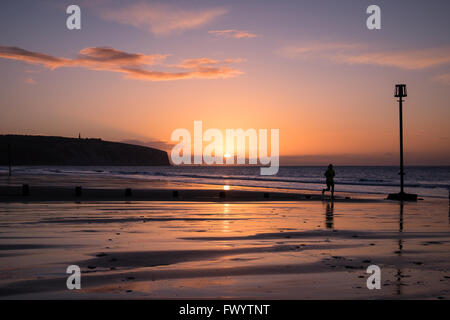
[0,200,449,299]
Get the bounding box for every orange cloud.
[171,57,245,69]
[0,46,69,69]
[120,66,242,81]
[173,57,219,69]
[336,47,450,70]
[100,3,227,35]
[77,47,167,66]
[209,29,259,39]
[0,46,243,81]
[24,77,36,85]
[279,42,450,70]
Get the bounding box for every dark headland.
[0,135,170,166]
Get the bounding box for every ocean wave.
[107,170,449,190]
[2,166,448,197]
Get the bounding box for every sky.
[0,0,449,165]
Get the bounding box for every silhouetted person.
[322,164,335,198]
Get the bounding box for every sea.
[1,166,449,199]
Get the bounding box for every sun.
[224,153,232,159]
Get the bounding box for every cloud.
[0,45,243,81]
[209,29,258,39]
[336,47,450,70]
[0,46,69,69]
[119,66,241,81]
[25,69,41,74]
[77,47,167,66]
[171,57,245,69]
[279,42,450,70]
[173,57,220,69]
[24,77,36,85]
[100,3,227,35]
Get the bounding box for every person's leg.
[331,183,334,198]
[322,183,330,195]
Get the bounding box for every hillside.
[0,135,170,166]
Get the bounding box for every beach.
[0,170,449,299]
[1,0,449,306]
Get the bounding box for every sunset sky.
[1,0,449,165]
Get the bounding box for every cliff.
[0,135,170,166]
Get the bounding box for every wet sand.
[0,185,374,202]
[0,172,383,201]
[0,199,449,299]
